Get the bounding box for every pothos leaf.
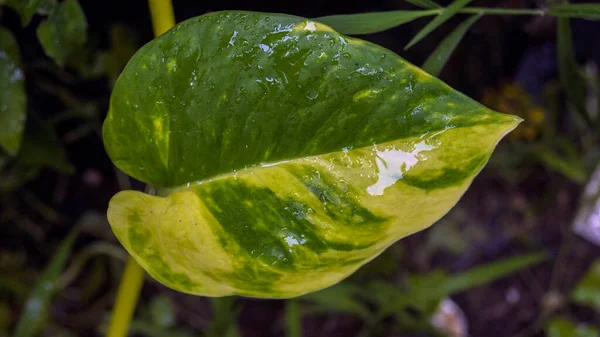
[36,0,87,66]
[103,11,520,298]
[0,27,26,155]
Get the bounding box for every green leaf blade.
[315,10,438,35]
[557,17,591,125]
[36,0,87,66]
[13,233,77,337]
[571,259,600,312]
[547,317,600,337]
[406,0,441,9]
[422,14,480,76]
[0,27,26,155]
[548,3,600,20]
[103,11,520,298]
[6,0,41,25]
[405,0,473,50]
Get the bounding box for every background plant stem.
[105,258,146,337]
[105,2,175,336]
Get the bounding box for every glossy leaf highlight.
[0,27,26,155]
[104,11,520,298]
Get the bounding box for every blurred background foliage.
[0,0,599,336]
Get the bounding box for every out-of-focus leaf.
[422,15,480,76]
[0,27,26,155]
[409,253,546,302]
[573,163,600,245]
[532,145,586,184]
[18,115,74,175]
[0,301,12,336]
[128,320,195,337]
[316,10,437,35]
[13,232,78,337]
[434,253,545,297]
[557,17,591,125]
[6,0,39,25]
[0,163,39,194]
[548,3,600,20]
[206,298,241,337]
[547,317,600,337]
[98,24,139,86]
[286,300,302,337]
[150,295,176,328]
[301,283,371,320]
[36,0,87,66]
[406,0,441,9]
[34,0,57,16]
[405,0,472,50]
[571,259,600,312]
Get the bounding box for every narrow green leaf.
[532,145,586,184]
[548,3,600,20]
[36,0,87,66]
[422,14,480,76]
[6,0,40,25]
[301,284,371,319]
[18,115,74,175]
[0,27,26,155]
[557,17,591,125]
[433,252,546,297]
[206,298,241,337]
[286,300,302,337]
[406,0,441,9]
[547,317,600,337]
[316,10,438,35]
[405,0,472,50]
[571,259,600,313]
[13,232,77,337]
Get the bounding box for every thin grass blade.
[422,14,480,76]
[405,0,472,50]
[316,10,438,35]
[557,17,592,126]
[548,3,600,20]
[14,232,78,337]
[406,0,441,9]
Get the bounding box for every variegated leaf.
[103,11,520,298]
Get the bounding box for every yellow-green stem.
[105,258,145,337]
[105,2,175,337]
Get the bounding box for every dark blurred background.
[1,0,599,337]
